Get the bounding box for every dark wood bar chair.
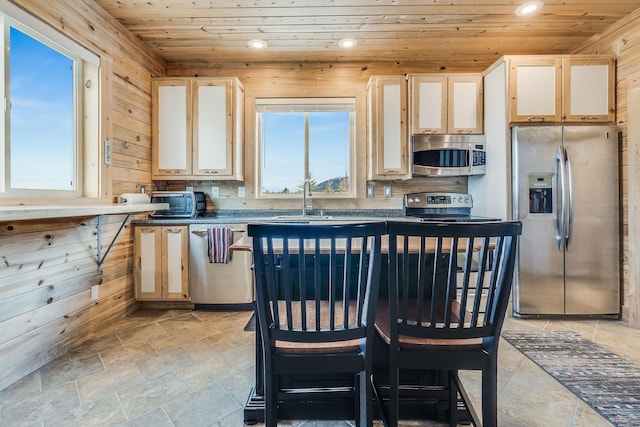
[374,220,522,427]
[248,221,386,427]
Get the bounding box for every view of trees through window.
[258,101,354,197]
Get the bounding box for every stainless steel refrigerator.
[511,125,620,317]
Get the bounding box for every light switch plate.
[366,185,374,198]
[104,140,111,165]
[384,186,392,198]
[211,186,220,198]
[238,186,245,198]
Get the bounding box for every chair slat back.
[249,222,385,345]
[386,221,521,342]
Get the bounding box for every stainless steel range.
[404,192,499,222]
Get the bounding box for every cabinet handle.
[580,116,598,121]
[203,170,219,174]
[457,130,472,134]
[527,117,546,122]
[166,228,183,233]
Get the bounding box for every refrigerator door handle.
[565,147,574,249]
[554,146,566,251]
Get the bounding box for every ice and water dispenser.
[528,174,553,214]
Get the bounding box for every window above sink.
[255,97,355,199]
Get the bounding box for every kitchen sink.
[270,215,334,222]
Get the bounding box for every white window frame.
[256,97,356,199]
[0,1,100,199]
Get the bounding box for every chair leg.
[448,370,458,427]
[482,358,498,427]
[388,363,399,427]
[264,363,278,427]
[356,371,373,427]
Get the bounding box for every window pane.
[309,112,350,193]
[261,112,305,194]
[258,99,354,198]
[9,27,75,190]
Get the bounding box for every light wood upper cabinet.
[562,57,615,123]
[152,77,244,180]
[134,225,189,301]
[367,76,410,180]
[153,79,191,176]
[508,56,614,123]
[410,74,483,134]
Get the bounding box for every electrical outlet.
[238,186,245,198]
[384,186,392,198]
[366,185,374,198]
[211,186,220,198]
[91,285,99,301]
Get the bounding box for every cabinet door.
[161,226,189,300]
[562,57,615,123]
[134,227,162,300]
[411,75,447,134]
[152,79,192,176]
[193,79,233,177]
[233,80,245,181]
[367,76,410,180]
[509,58,562,123]
[448,75,483,134]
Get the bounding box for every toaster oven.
[150,191,206,218]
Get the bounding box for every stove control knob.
[464,196,470,203]
[415,197,420,203]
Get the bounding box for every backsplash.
[152,177,467,212]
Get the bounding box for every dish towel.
[207,226,233,264]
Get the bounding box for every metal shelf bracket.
[96,214,131,274]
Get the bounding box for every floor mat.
[502,330,640,427]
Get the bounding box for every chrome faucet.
[302,179,312,216]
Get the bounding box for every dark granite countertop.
[131,209,407,226]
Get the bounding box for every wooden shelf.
[0,203,168,222]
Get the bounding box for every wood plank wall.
[0,0,166,390]
[571,8,640,325]
[2,0,639,393]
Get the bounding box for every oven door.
[150,192,196,218]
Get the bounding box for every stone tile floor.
[1,308,639,426]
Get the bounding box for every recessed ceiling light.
[338,38,358,48]
[248,39,268,49]
[515,0,544,16]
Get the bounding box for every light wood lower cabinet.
[134,225,189,301]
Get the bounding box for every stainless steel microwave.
[150,191,206,218]
[412,134,486,177]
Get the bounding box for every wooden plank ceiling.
[93,0,640,70]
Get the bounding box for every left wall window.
[0,3,100,198]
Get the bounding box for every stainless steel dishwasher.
[189,223,254,309]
